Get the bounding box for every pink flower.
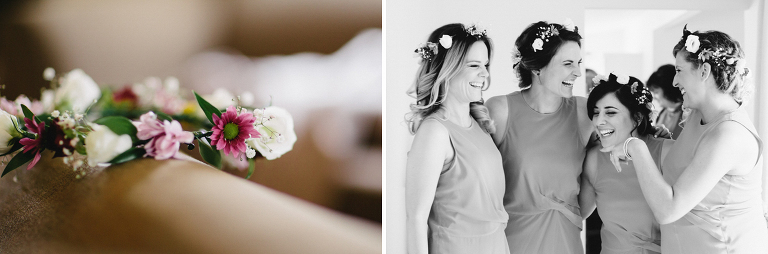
[0,98,16,115]
[136,112,193,160]
[210,106,260,158]
[19,118,45,169]
[0,95,45,116]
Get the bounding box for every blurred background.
[387,0,766,253]
[0,0,382,225]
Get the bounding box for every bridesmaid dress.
[660,108,768,254]
[497,91,586,254]
[592,135,664,254]
[424,116,510,254]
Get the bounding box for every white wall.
[386,1,587,252]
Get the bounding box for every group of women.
[405,20,767,254]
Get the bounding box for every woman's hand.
[654,124,672,139]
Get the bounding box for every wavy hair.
[514,21,582,89]
[406,23,495,134]
[587,74,659,136]
[673,27,749,104]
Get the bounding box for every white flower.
[562,18,576,32]
[43,67,55,81]
[85,124,132,167]
[685,35,700,53]
[240,92,255,106]
[735,59,747,75]
[245,106,296,160]
[532,38,544,52]
[246,148,256,159]
[55,69,101,113]
[614,73,630,85]
[204,88,236,109]
[592,74,608,84]
[439,35,453,49]
[51,110,60,118]
[0,110,23,154]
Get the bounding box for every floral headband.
[592,72,651,106]
[531,18,576,53]
[682,26,749,77]
[414,24,488,62]
[1,68,296,180]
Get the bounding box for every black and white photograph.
[386,0,768,253]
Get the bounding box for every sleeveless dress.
[425,116,510,254]
[592,135,664,254]
[497,91,586,253]
[660,108,768,254]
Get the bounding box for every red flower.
[210,106,260,158]
[18,118,45,169]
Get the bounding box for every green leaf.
[2,150,36,177]
[194,91,222,125]
[197,137,221,169]
[20,104,41,123]
[246,159,256,179]
[108,147,146,164]
[0,138,22,157]
[93,116,138,143]
[155,111,173,122]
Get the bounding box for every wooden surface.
[0,152,381,253]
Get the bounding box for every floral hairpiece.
[0,68,296,180]
[682,26,750,77]
[439,35,453,49]
[532,25,558,52]
[414,42,439,61]
[511,46,522,68]
[465,24,487,38]
[531,19,577,53]
[630,81,651,105]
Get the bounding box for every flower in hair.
[414,42,438,61]
[735,59,748,76]
[532,38,544,52]
[685,35,700,53]
[439,35,453,49]
[614,73,630,85]
[562,18,576,32]
[630,82,651,105]
[592,74,608,84]
[511,47,522,67]
[532,25,559,52]
[465,24,487,38]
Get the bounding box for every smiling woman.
[404,23,510,254]
[580,73,670,254]
[486,20,594,254]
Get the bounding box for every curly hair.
[513,21,582,89]
[406,23,495,134]
[587,74,659,137]
[672,27,749,104]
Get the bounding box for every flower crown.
[413,24,488,62]
[592,72,651,106]
[1,68,296,180]
[682,25,749,77]
[530,18,576,53]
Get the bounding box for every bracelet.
[623,137,640,160]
